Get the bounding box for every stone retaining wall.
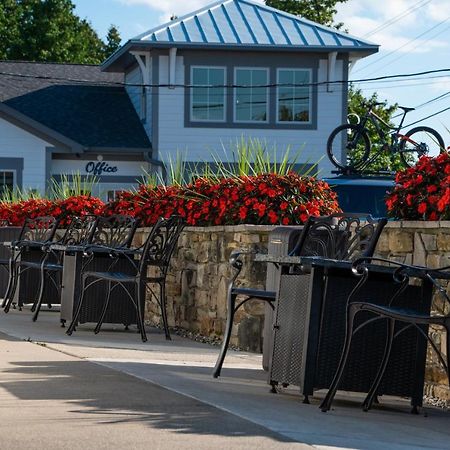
[135,221,450,403]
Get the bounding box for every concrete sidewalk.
[1,308,449,449]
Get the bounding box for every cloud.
[118,0,264,22]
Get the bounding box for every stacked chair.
[213,213,387,378]
[66,215,185,342]
[1,213,185,343]
[2,216,60,313]
[320,257,450,414]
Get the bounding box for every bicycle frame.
[354,107,409,172]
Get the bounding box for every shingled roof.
[0,61,151,151]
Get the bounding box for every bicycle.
[327,101,446,172]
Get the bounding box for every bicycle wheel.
[327,124,371,171]
[399,126,446,168]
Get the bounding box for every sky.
[72,0,450,145]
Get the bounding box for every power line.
[404,105,450,127]
[0,67,450,89]
[354,15,450,75]
[363,0,432,38]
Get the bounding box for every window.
[234,68,268,122]
[0,171,14,194]
[191,67,226,121]
[277,69,311,123]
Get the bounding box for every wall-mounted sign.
[85,161,118,176]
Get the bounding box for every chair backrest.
[18,216,59,243]
[290,213,387,260]
[90,215,138,248]
[139,216,185,274]
[60,215,98,246]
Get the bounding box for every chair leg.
[66,277,88,336]
[31,271,48,321]
[135,281,147,343]
[3,266,20,314]
[362,318,396,411]
[445,324,450,387]
[1,260,14,308]
[159,281,171,340]
[320,304,360,412]
[212,290,238,378]
[94,281,113,334]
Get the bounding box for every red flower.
[418,202,427,214]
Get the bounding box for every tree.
[103,25,121,59]
[0,0,120,64]
[265,0,348,29]
[348,86,402,172]
[267,0,400,171]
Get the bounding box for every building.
[0,62,153,199]
[0,0,378,198]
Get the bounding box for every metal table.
[59,246,143,328]
[256,254,433,407]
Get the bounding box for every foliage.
[348,86,400,172]
[162,138,308,186]
[265,0,348,29]
[385,152,450,221]
[0,195,104,226]
[103,25,121,59]
[104,173,340,227]
[0,0,120,63]
[48,172,98,199]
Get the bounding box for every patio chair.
[3,216,60,313]
[0,219,12,302]
[66,215,185,342]
[320,257,450,414]
[212,213,387,378]
[26,215,98,322]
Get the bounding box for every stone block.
[388,230,413,253]
[437,232,450,251]
[237,316,263,352]
[244,299,266,316]
[375,232,390,253]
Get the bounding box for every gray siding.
[125,63,153,142]
[154,51,347,176]
[0,117,48,193]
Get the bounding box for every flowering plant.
[104,173,340,226]
[386,152,450,220]
[0,196,105,226]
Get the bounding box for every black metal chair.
[0,219,12,302]
[320,257,450,414]
[66,216,185,342]
[212,213,387,378]
[27,215,98,322]
[3,216,60,313]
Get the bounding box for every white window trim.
[190,66,227,123]
[276,68,313,125]
[233,67,270,124]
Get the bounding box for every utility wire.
[391,90,450,118]
[354,15,450,75]
[404,105,450,127]
[363,0,432,38]
[0,67,449,89]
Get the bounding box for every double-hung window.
[0,171,14,194]
[191,67,226,122]
[277,69,311,123]
[234,68,269,123]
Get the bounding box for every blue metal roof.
[133,0,378,51]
